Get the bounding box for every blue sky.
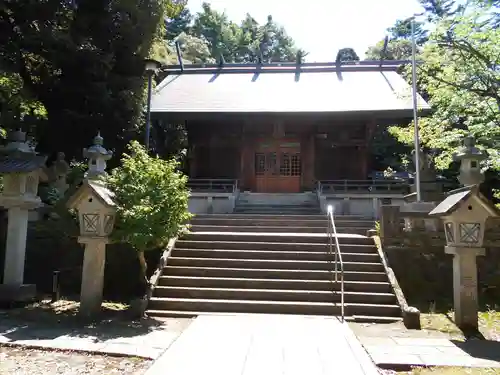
[188,0,425,61]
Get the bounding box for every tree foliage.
[169,3,302,64]
[387,18,428,43]
[107,141,191,283]
[390,9,500,171]
[365,39,414,60]
[0,0,185,160]
[365,0,499,185]
[335,48,360,62]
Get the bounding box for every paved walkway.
[360,335,500,369]
[145,314,379,375]
[0,317,191,359]
[351,322,500,369]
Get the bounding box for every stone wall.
[188,193,236,214]
[385,245,500,311]
[379,205,500,311]
[318,194,406,218]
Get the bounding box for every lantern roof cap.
[83,132,113,160]
[429,184,499,218]
[0,130,46,173]
[453,135,488,162]
[66,179,115,210]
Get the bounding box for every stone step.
[193,214,371,221]
[159,276,393,293]
[163,266,388,281]
[189,225,368,235]
[190,217,374,228]
[147,297,401,317]
[175,240,378,253]
[167,257,384,272]
[234,209,320,215]
[171,248,380,262]
[145,310,404,323]
[153,286,397,304]
[346,315,404,323]
[182,232,373,246]
[236,201,318,206]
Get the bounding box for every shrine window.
[291,154,301,176]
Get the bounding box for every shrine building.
[150,61,430,196]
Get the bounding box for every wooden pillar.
[189,145,197,178]
[240,135,254,191]
[360,144,368,179]
[364,120,376,180]
[300,134,315,191]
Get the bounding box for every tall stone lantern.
[453,136,488,186]
[429,185,498,330]
[0,130,46,302]
[67,133,115,316]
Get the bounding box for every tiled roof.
[151,66,430,116]
[0,156,47,174]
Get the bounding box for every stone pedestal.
[79,237,108,316]
[445,246,485,330]
[3,207,29,285]
[402,202,439,232]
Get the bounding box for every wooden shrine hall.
[150,61,430,193]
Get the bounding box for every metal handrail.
[326,204,345,322]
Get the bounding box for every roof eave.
[151,108,432,122]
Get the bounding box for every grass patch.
[0,296,152,328]
[400,367,500,374]
[420,308,500,341]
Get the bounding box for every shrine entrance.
[254,139,301,193]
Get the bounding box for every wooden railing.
[317,180,410,195]
[187,179,239,193]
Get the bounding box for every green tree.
[0,72,46,134]
[418,0,463,20]
[255,15,298,62]
[335,48,360,62]
[387,18,428,43]
[176,32,215,64]
[190,4,300,63]
[191,3,241,62]
[0,0,185,160]
[166,7,192,40]
[107,141,192,284]
[390,9,500,171]
[365,39,414,60]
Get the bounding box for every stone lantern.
[83,132,113,180]
[429,185,499,330]
[453,136,488,186]
[67,133,115,316]
[0,130,46,302]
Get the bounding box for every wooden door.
[254,140,301,193]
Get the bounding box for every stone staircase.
[146,206,402,323]
[234,192,320,215]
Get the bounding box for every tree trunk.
[137,251,149,285]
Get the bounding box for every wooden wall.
[186,116,374,190]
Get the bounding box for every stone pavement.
[0,316,192,360]
[351,322,500,369]
[145,314,380,375]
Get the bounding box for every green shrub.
[107,141,192,285]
